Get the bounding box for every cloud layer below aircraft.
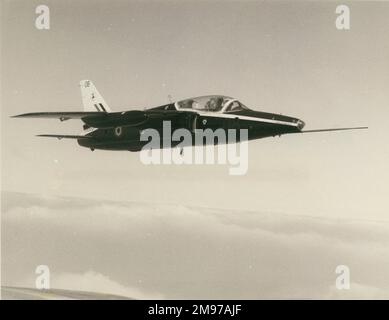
[2,191,389,299]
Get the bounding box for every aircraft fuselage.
[77,103,304,151]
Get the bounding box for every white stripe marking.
[176,109,298,127]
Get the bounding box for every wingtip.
[11,113,34,118]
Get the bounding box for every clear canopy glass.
[175,95,249,113]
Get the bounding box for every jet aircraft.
[13,80,367,151]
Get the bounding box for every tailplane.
[80,80,112,113]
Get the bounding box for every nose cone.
[296,119,305,130]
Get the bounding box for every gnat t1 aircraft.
[13,80,367,151]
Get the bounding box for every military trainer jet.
[13,80,367,151]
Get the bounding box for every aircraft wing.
[12,112,103,121]
[12,110,146,128]
[37,134,92,140]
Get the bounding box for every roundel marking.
[202,119,207,125]
[115,126,123,137]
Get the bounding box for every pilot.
[208,97,223,111]
[180,99,194,109]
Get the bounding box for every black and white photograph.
[1,0,389,310]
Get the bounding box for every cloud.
[16,270,163,300]
[2,191,389,299]
[53,271,164,299]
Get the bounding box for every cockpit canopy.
[175,95,250,113]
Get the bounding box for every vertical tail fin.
[80,80,112,113]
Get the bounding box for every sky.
[1,0,389,298]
